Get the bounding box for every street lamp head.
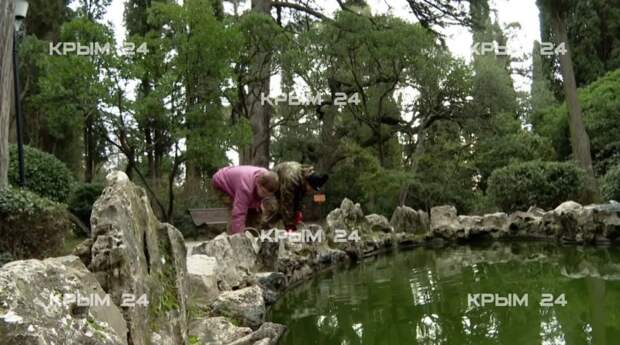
[14,0,29,32]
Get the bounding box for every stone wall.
[428,201,620,244]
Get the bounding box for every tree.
[0,0,14,189]
[467,0,555,190]
[34,17,112,179]
[11,0,70,159]
[124,0,171,183]
[270,7,478,212]
[537,0,599,202]
[530,40,558,115]
[532,68,620,176]
[231,4,282,167]
[108,0,244,220]
[23,0,70,41]
[565,0,620,87]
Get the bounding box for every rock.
[554,201,583,215]
[189,317,252,345]
[316,246,348,265]
[481,213,508,235]
[460,212,508,239]
[526,206,546,217]
[430,205,460,239]
[0,255,127,345]
[88,170,189,345]
[325,199,394,258]
[393,232,424,247]
[72,238,94,267]
[326,198,368,234]
[274,242,316,285]
[455,215,481,239]
[254,272,286,293]
[192,233,258,290]
[187,255,220,308]
[210,285,266,329]
[539,201,589,241]
[587,203,620,240]
[508,211,543,237]
[365,214,393,233]
[390,206,428,234]
[254,272,286,305]
[226,322,287,345]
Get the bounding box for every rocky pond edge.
[0,170,619,345]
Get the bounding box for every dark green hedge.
[487,161,586,212]
[8,144,74,203]
[68,182,104,227]
[602,163,620,201]
[0,187,72,260]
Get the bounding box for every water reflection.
[268,242,620,345]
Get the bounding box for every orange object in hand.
[313,193,326,204]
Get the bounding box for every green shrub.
[0,251,14,267]
[487,161,586,212]
[602,163,620,201]
[68,183,104,226]
[0,187,72,259]
[531,69,620,171]
[8,145,75,202]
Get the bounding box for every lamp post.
[13,0,28,187]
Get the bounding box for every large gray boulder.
[586,203,620,240]
[88,171,189,345]
[537,201,620,243]
[480,212,508,235]
[365,214,393,233]
[390,206,429,235]
[326,199,392,258]
[187,255,220,309]
[542,201,591,242]
[189,317,252,345]
[192,233,258,290]
[0,256,127,345]
[226,322,287,345]
[508,210,543,237]
[430,206,460,239]
[210,286,266,329]
[254,272,286,305]
[326,198,367,234]
[455,213,508,239]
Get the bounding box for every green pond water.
[268,242,620,345]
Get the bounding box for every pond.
[268,242,620,345]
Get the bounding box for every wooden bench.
[189,208,230,226]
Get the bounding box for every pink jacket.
[212,165,267,234]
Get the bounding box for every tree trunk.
[398,129,427,205]
[245,0,272,168]
[550,8,599,202]
[0,0,14,189]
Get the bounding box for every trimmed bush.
[0,187,72,259]
[68,182,104,227]
[8,145,75,203]
[602,163,620,201]
[487,161,586,212]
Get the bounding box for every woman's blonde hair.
[259,171,279,193]
[261,196,280,224]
